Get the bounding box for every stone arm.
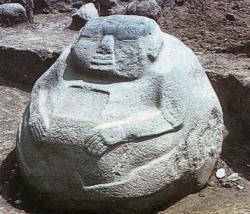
[28,70,57,142]
[95,109,175,145]
[93,78,185,148]
[28,51,69,142]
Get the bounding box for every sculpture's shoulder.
[33,47,71,90]
[151,32,203,78]
[162,33,200,63]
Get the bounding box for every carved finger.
[87,139,101,154]
[85,134,99,148]
[92,141,104,154]
[88,136,102,151]
[37,118,46,135]
[37,122,47,141]
[96,145,108,156]
[31,124,40,141]
[35,123,44,140]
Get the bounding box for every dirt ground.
[0,0,250,213]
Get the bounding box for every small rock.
[228,173,242,182]
[208,180,215,187]
[225,14,236,21]
[69,3,98,31]
[0,3,27,27]
[126,0,161,20]
[216,168,226,179]
[14,199,23,205]
[236,184,245,191]
[199,192,206,197]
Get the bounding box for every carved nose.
[97,35,114,54]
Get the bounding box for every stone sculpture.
[17,15,224,213]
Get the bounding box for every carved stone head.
[69,15,163,80]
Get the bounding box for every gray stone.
[216,168,226,179]
[0,3,27,26]
[70,3,98,31]
[228,173,242,182]
[236,184,245,191]
[16,15,223,213]
[126,0,161,20]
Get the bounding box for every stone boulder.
[69,2,98,31]
[0,3,27,26]
[16,15,223,213]
[99,0,117,8]
[126,0,161,20]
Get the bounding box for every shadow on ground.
[221,125,250,180]
[0,149,36,212]
[0,77,32,92]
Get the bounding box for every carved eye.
[147,53,156,63]
[120,39,138,42]
[80,36,99,40]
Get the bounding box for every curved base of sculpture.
[17,106,222,213]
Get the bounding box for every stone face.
[16,15,223,213]
[126,0,161,20]
[0,3,27,26]
[70,3,98,31]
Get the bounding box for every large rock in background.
[0,3,27,26]
[0,0,163,17]
[16,15,223,213]
[126,0,161,20]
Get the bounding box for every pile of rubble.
[0,0,162,28]
[215,162,247,191]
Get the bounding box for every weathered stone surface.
[70,3,98,31]
[16,15,223,213]
[126,0,161,20]
[0,3,27,26]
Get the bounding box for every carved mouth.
[92,54,114,61]
[91,60,114,66]
[89,54,115,72]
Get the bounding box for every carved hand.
[84,126,127,157]
[29,116,48,143]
